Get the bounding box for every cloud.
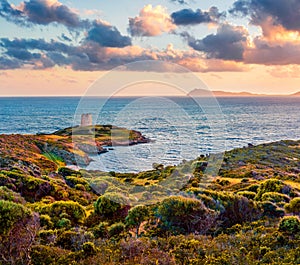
[182,24,248,61]
[0,57,21,69]
[169,0,188,4]
[0,37,77,53]
[59,33,72,42]
[244,38,300,65]
[177,57,247,72]
[230,0,300,31]
[0,0,87,28]
[5,47,41,60]
[171,7,225,25]
[128,5,176,37]
[86,20,131,47]
[267,65,300,78]
[229,0,300,65]
[0,36,248,72]
[0,37,79,69]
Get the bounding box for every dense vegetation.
[0,130,299,264]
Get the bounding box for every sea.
[0,96,299,172]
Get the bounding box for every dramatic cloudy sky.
[1,0,300,95]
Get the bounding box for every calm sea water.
[0,96,299,172]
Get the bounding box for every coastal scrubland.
[0,127,299,265]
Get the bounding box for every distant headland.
[188,89,300,97]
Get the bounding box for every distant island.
[291,91,300,97]
[188,89,300,97]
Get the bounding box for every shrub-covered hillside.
[0,129,299,265]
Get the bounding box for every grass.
[43,152,65,167]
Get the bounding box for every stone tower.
[81,113,92,127]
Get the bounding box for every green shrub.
[0,200,32,235]
[75,184,86,191]
[218,195,262,228]
[65,176,88,188]
[38,229,57,245]
[39,214,53,229]
[56,230,81,250]
[278,216,300,234]
[108,222,126,238]
[0,200,37,264]
[259,201,285,218]
[48,201,86,226]
[255,179,284,200]
[56,217,72,229]
[261,192,290,203]
[58,167,81,177]
[93,221,109,238]
[156,196,217,234]
[237,191,256,200]
[216,179,230,186]
[0,186,26,204]
[247,184,260,193]
[125,205,149,237]
[285,197,300,215]
[82,242,97,256]
[31,245,70,265]
[94,192,129,221]
[196,193,217,210]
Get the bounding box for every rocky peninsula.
[0,125,150,175]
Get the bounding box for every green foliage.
[255,179,285,200]
[75,184,86,191]
[43,152,64,166]
[39,214,53,229]
[1,133,300,264]
[126,205,149,237]
[65,176,89,188]
[261,192,290,203]
[259,201,285,218]
[56,230,86,251]
[108,222,126,238]
[0,186,25,204]
[48,201,86,225]
[58,167,82,177]
[247,184,260,193]
[31,245,70,265]
[278,216,300,235]
[218,195,262,228]
[285,197,300,215]
[0,170,53,202]
[93,221,109,238]
[0,200,32,235]
[237,191,256,200]
[34,200,86,228]
[156,196,217,234]
[172,238,204,264]
[38,229,57,245]
[94,192,129,221]
[216,178,231,186]
[0,200,38,265]
[56,217,72,229]
[82,242,97,256]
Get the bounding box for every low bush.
[278,216,300,235]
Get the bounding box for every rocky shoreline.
[0,125,150,174]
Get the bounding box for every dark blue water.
[0,96,299,172]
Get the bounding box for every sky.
[1,0,300,96]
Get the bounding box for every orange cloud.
[267,65,300,78]
[258,16,300,44]
[177,57,247,72]
[128,5,176,37]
